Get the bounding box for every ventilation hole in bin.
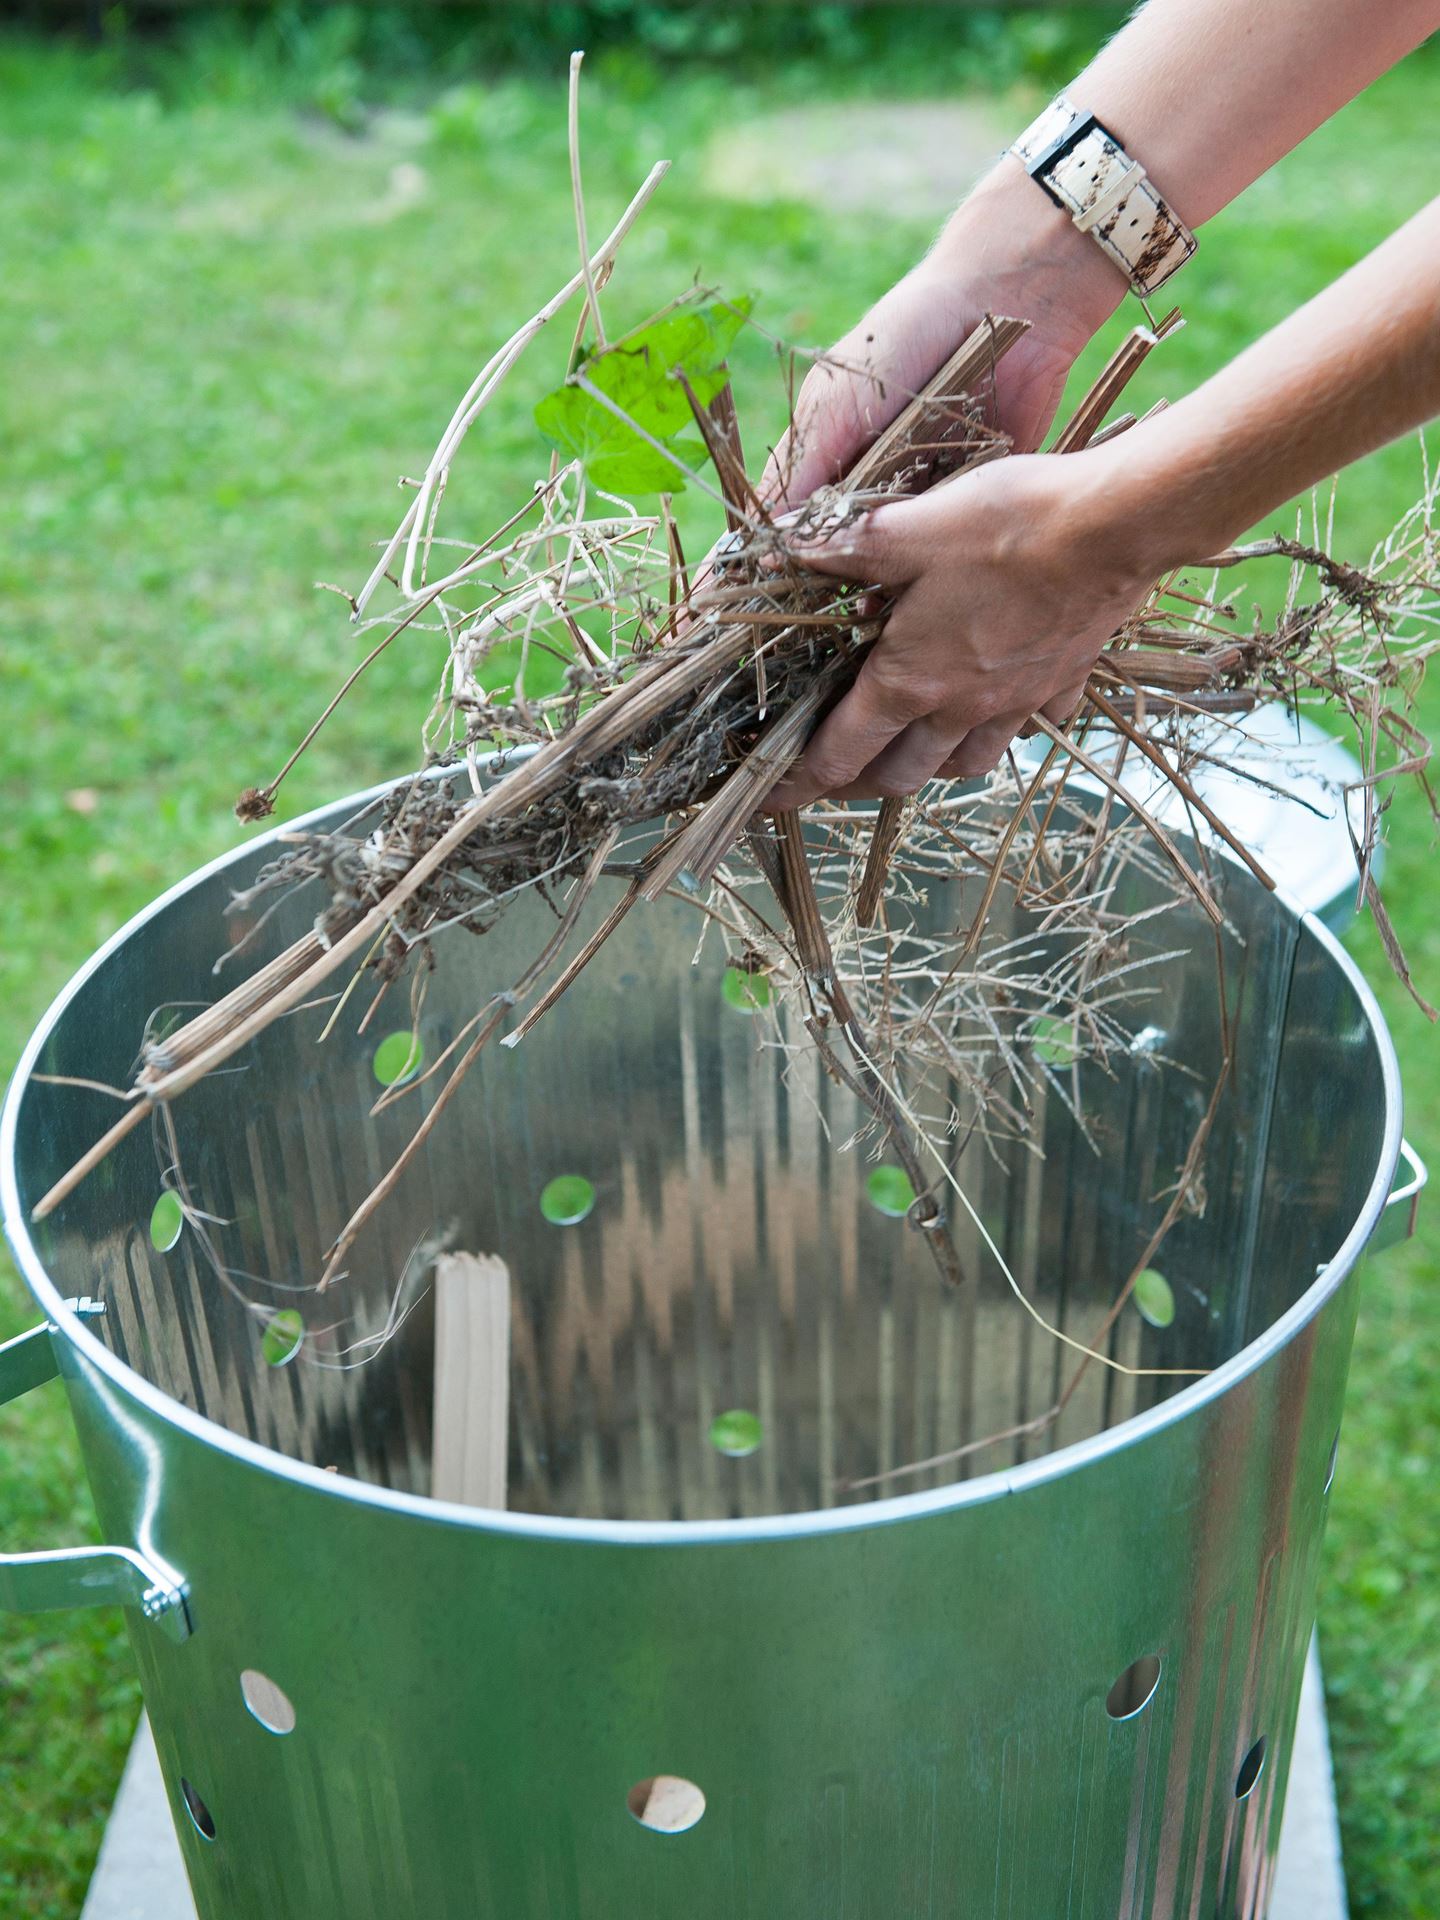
[867,1165,916,1217]
[1133,1268,1176,1329]
[627,1775,706,1833]
[540,1175,595,1225]
[372,1030,423,1087]
[721,966,771,1014]
[710,1409,763,1457]
[1324,1430,1340,1495]
[1106,1653,1162,1721]
[241,1669,297,1736]
[180,1778,216,1841]
[261,1310,304,1368]
[1235,1735,1267,1799]
[1031,1013,1082,1067]
[149,1191,184,1252]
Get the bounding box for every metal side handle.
[1368,1138,1427,1257]
[0,1307,192,1644]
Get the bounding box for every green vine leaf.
[535,295,753,494]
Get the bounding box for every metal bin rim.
[0,769,1406,1549]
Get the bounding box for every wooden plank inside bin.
[431,1252,511,1510]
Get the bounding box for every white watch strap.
[1011,95,1196,297]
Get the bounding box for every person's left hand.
[764,447,1164,809]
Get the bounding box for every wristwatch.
[1010,95,1196,298]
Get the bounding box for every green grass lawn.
[1,20,1437,1916]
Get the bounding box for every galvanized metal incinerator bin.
[0,768,1425,1920]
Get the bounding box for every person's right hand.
[761,157,1128,508]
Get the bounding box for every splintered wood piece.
[770,808,845,1000]
[1085,409,1137,448]
[742,818,784,894]
[639,671,844,900]
[1098,690,1258,719]
[845,315,1029,495]
[1093,644,1245,693]
[1049,308,1182,455]
[679,371,755,534]
[432,1252,512,1510]
[856,796,906,926]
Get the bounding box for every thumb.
[759,357,894,511]
[782,497,926,590]
[760,395,880,511]
[759,420,835,512]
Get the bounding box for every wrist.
[1064,416,1249,577]
[1053,436,1196,586]
[932,157,1128,351]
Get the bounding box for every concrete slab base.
[80,1713,195,1920]
[84,1642,1347,1919]
[1271,1641,1351,1920]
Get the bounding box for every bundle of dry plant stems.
[38,62,1438,1471]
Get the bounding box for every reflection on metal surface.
[0,1320,59,1404]
[6,793,1344,1520]
[0,768,1410,1920]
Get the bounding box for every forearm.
[773,192,1440,806]
[929,0,1440,346]
[1095,195,1440,561]
[778,0,1438,498]
[1067,0,1440,230]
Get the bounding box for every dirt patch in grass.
[705,97,1009,218]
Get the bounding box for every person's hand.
[764,446,1166,808]
[762,159,1126,508]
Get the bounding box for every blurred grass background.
[1,7,1436,1914]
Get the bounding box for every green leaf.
[535,296,753,495]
